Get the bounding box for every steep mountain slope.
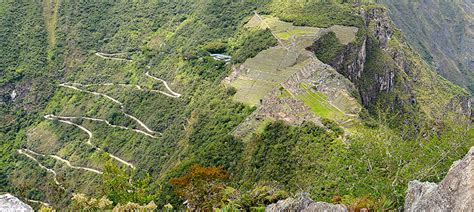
[381,0,474,93]
[306,5,470,132]
[0,0,472,210]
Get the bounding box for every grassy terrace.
[296,82,344,119]
[232,15,321,106]
[263,15,321,40]
[246,14,321,41]
[232,14,360,107]
[230,47,300,106]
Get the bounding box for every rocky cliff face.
[307,6,471,120]
[266,193,347,212]
[405,146,474,211]
[364,7,393,49]
[381,0,474,93]
[317,7,411,109]
[0,194,33,212]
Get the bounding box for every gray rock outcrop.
[0,193,33,212]
[404,146,474,211]
[266,193,347,212]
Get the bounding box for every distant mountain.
[381,0,474,93]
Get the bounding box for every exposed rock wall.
[355,7,400,108]
[266,193,347,212]
[447,96,473,118]
[331,38,366,83]
[319,7,401,108]
[364,7,393,49]
[381,0,474,93]
[405,146,474,211]
[0,194,33,212]
[307,6,471,118]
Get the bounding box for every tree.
[170,164,229,210]
[102,161,155,205]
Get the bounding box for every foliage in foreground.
[170,165,229,209]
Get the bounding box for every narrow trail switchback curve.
[95,52,132,62]
[145,72,181,98]
[58,83,160,136]
[44,115,136,169]
[17,149,65,190]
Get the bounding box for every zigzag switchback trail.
[44,115,136,169]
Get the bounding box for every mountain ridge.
[381,0,474,93]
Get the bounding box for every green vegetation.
[1,0,471,211]
[311,32,345,63]
[238,116,473,208]
[257,15,321,40]
[268,0,365,28]
[102,161,155,205]
[381,0,474,93]
[42,0,60,52]
[0,0,57,196]
[232,29,278,64]
[181,56,228,82]
[296,83,344,119]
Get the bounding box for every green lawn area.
[230,78,275,106]
[275,27,321,40]
[296,83,344,119]
[262,15,321,41]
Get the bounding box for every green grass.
[269,1,365,28]
[260,15,321,40]
[275,28,320,40]
[311,31,345,64]
[296,83,344,119]
[42,0,59,49]
[327,25,358,45]
[231,78,274,106]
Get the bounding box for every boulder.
[405,146,474,211]
[266,193,347,212]
[0,193,33,212]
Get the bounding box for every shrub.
[170,164,229,210]
[233,29,277,64]
[308,31,344,64]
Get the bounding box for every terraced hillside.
[226,14,362,140]
[1,1,472,211]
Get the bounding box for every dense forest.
[0,0,472,211]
